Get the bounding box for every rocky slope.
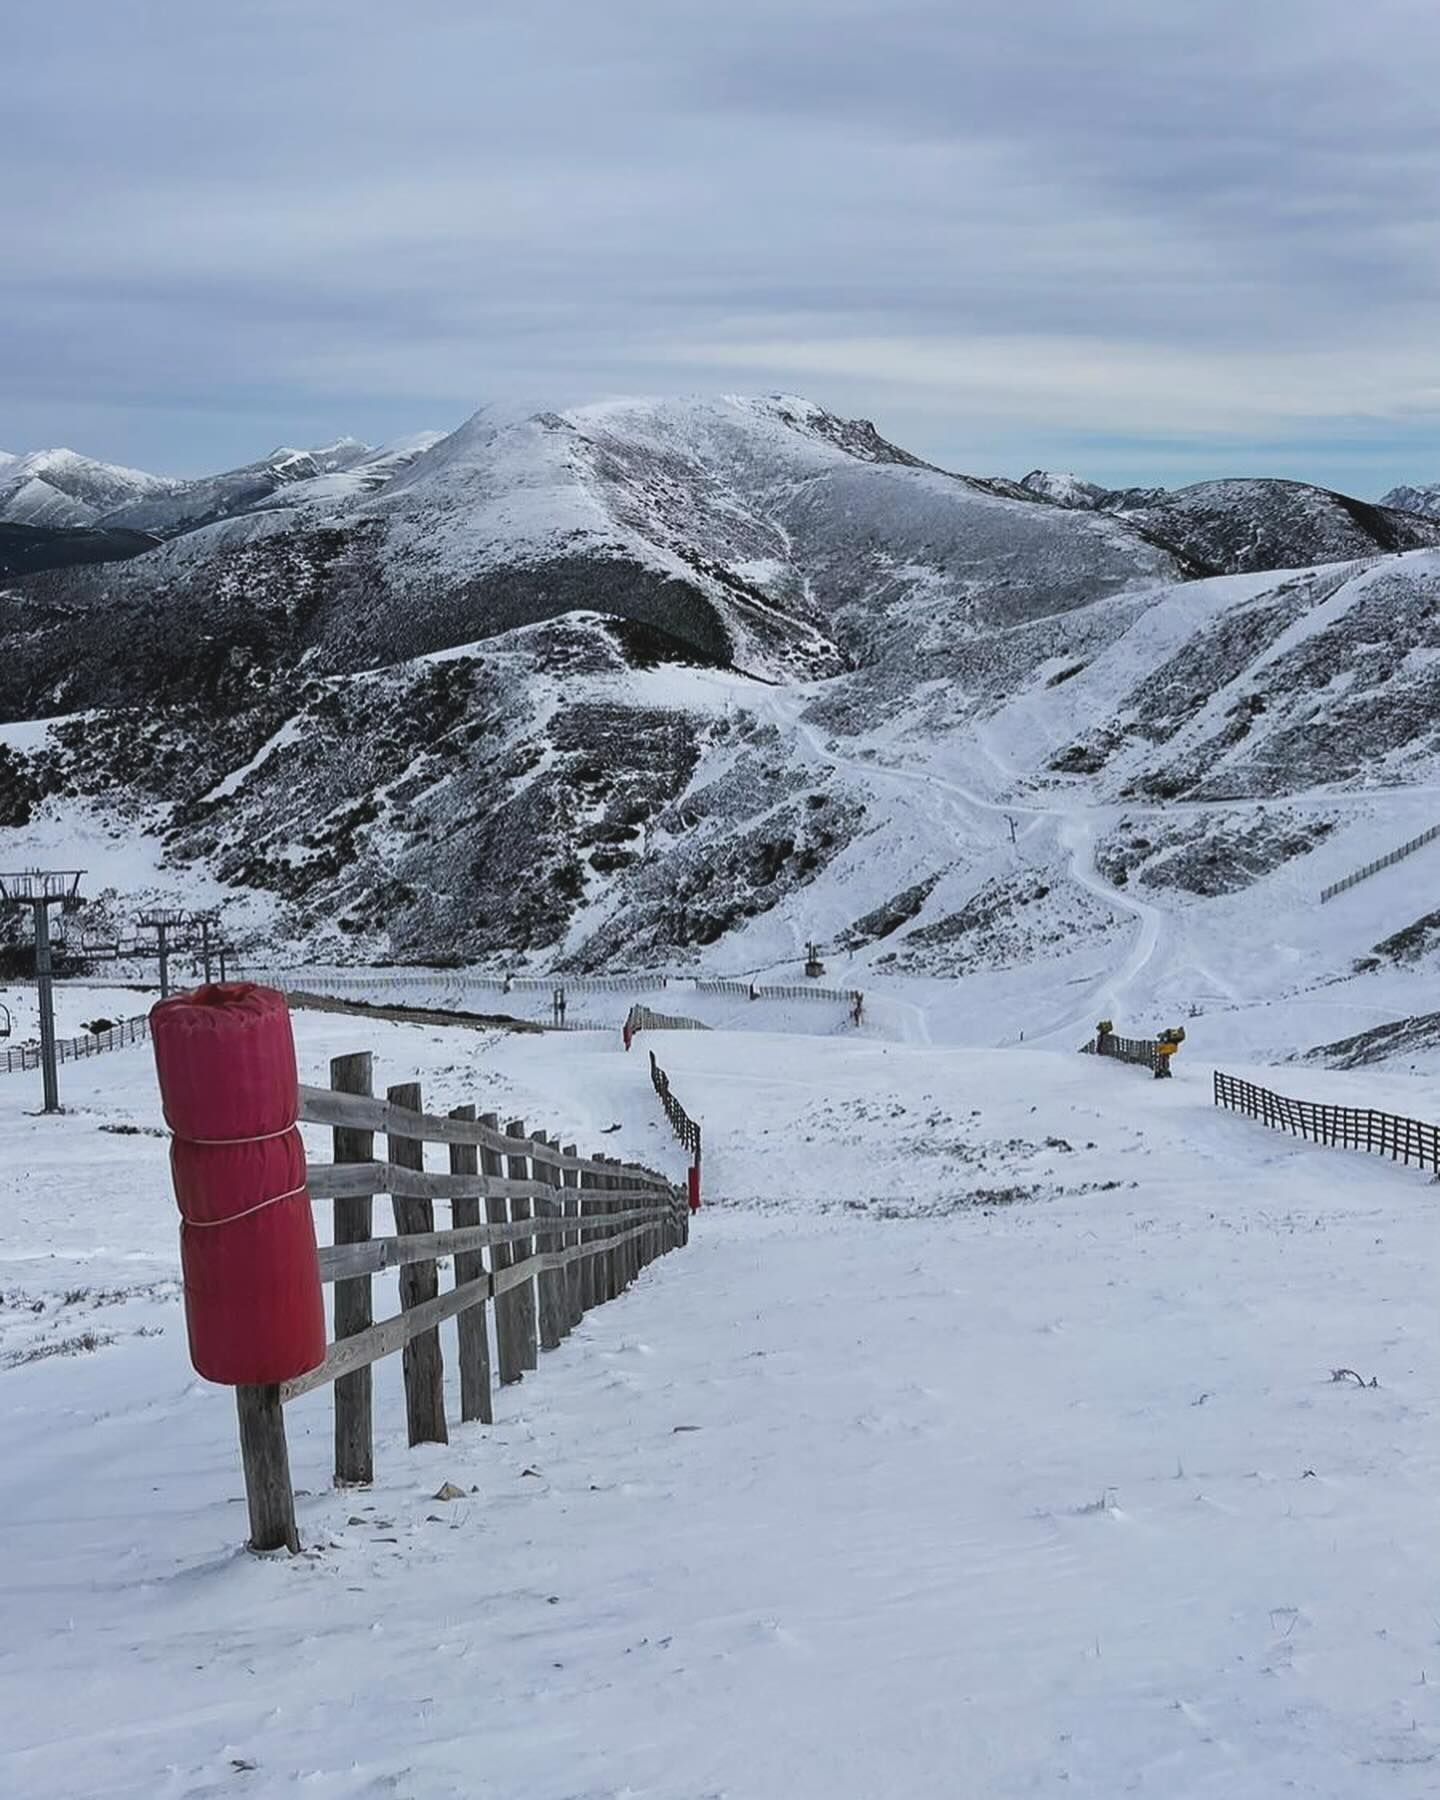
[1378,481,1440,520]
[0,449,177,530]
[4,397,1440,1004]
[1017,469,1440,572]
[0,396,1186,717]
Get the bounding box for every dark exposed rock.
[1300,1011,1440,1070]
[1096,812,1336,897]
[837,875,943,950]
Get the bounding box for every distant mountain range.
[3,395,1440,1010]
[1374,481,1440,520]
[1018,467,1440,568]
[6,420,1439,580]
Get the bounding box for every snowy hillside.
[5,398,1440,1795]
[1009,469,1440,572]
[2,394,1440,1074]
[1380,480,1440,519]
[1019,467,1108,507]
[0,447,177,528]
[3,1007,1438,1795]
[103,433,445,539]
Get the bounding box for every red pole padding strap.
[151,983,326,1386]
[688,1164,701,1213]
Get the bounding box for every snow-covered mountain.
[1014,470,1440,572]
[4,393,1440,1065]
[1018,469,1108,508]
[0,448,177,528]
[1378,481,1440,520]
[102,433,444,539]
[0,396,1188,714]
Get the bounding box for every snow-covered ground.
[2,1010,1437,1797]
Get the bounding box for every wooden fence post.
[388,1082,448,1446]
[624,1165,640,1286]
[562,1144,583,1328]
[480,1111,522,1386]
[616,1164,634,1289]
[593,1157,613,1299]
[506,1120,539,1371]
[450,1104,493,1425]
[532,1131,565,1352]
[236,1383,300,1554]
[580,1163,601,1310]
[602,1159,628,1292]
[331,1051,375,1486]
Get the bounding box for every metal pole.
[157,921,171,1000]
[199,917,213,985]
[218,943,228,983]
[34,901,60,1114]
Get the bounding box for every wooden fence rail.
[1079,1023,1178,1079]
[625,1003,709,1034]
[649,1050,702,1163]
[1213,1069,1440,1173]
[751,982,864,1006]
[233,1058,689,1553]
[247,970,669,995]
[1,1013,150,1077]
[1320,822,1440,904]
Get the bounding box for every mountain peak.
[1019,469,1109,508]
[1378,482,1440,520]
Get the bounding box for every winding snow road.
[770,694,1169,1047]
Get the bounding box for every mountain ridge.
[3,393,1440,1061]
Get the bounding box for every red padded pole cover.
[151,983,325,1386]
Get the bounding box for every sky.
[4,0,1440,494]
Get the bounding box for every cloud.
[3,0,1439,488]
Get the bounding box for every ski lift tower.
[0,870,85,1114]
[137,908,190,1001]
[189,909,223,985]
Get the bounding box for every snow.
[2,1004,1438,1796]
[1019,468,1106,507]
[0,448,177,527]
[199,715,308,805]
[1379,482,1440,519]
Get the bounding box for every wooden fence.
[649,1050,702,1165]
[509,974,669,993]
[1,1013,150,1077]
[1213,1069,1440,1173]
[1320,822,1440,903]
[233,1056,689,1553]
[247,970,669,996]
[1079,1025,1175,1078]
[625,1003,709,1034]
[694,978,864,1021]
[752,982,863,1007]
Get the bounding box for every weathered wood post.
[481,1111,522,1386]
[601,1158,628,1293]
[388,1082,448,1446]
[332,1051,375,1486]
[580,1162,601,1311]
[592,1157,614,1300]
[561,1143,583,1328]
[624,1164,641,1286]
[506,1120,539,1371]
[450,1103,493,1425]
[235,1384,300,1554]
[531,1131,565,1352]
[612,1163,630,1293]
